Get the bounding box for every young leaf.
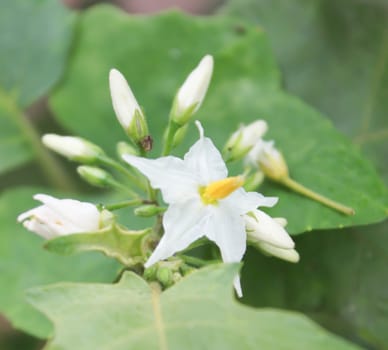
[27,264,360,350]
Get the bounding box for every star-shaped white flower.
[123,122,277,296]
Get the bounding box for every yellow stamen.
[200,176,244,205]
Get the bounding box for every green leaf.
[27,264,360,349]
[45,224,152,266]
[220,0,388,184]
[0,0,76,174]
[0,187,120,338]
[241,220,388,349]
[50,6,387,233]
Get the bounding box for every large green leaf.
[27,264,360,350]
[241,220,388,349]
[0,187,120,338]
[0,0,76,174]
[220,0,388,184]
[50,6,387,233]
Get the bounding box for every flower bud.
[116,141,139,158]
[224,120,268,162]
[109,68,150,146]
[257,242,300,263]
[42,134,104,163]
[246,140,289,181]
[17,194,104,240]
[172,124,188,148]
[143,265,158,281]
[171,55,213,125]
[134,205,166,217]
[77,166,115,188]
[245,209,294,249]
[156,266,173,288]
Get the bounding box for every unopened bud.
[156,266,173,288]
[258,242,300,263]
[109,68,150,146]
[143,265,158,281]
[77,166,115,188]
[224,120,268,162]
[42,134,104,163]
[134,205,166,217]
[245,209,294,249]
[246,140,289,181]
[99,209,115,228]
[171,55,213,125]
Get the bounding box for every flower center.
[200,176,244,205]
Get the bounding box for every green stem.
[162,121,180,156]
[98,155,146,190]
[105,198,144,211]
[280,177,355,216]
[0,89,76,191]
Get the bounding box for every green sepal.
[44,224,152,266]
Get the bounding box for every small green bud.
[143,265,158,281]
[77,166,115,188]
[134,205,166,217]
[42,134,104,163]
[156,266,173,288]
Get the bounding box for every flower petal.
[145,198,208,267]
[204,205,246,297]
[183,136,227,184]
[259,242,300,263]
[222,188,277,216]
[33,194,100,232]
[123,155,198,204]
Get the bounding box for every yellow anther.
[200,176,244,205]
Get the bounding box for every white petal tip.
[195,120,204,139]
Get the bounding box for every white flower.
[224,120,268,161]
[123,121,277,296]
[245,209,299,263]
[172,55,214,124]
[246,139,289,180]
[17,194,106,240]
[42,134,104,163]
[109,68,142,130]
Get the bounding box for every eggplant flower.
[123,121,277,296]
[245,209,299,263]
[18,194,111,240]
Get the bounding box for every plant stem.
[0,89,76,191]
[280,177,355,216]
[179,255,218,267]
[162,121,180,156]
[98,155,146,190]
[105,198,143,211]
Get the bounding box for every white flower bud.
[257,242,300,263]
[42,134,104,163]
[246,140,288,180]
[109,69,149,145]
[116,141,138,158]
[224,120,268,162]
[172,55,214,125]
[245,209,294,249]
[17,194,106,240]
